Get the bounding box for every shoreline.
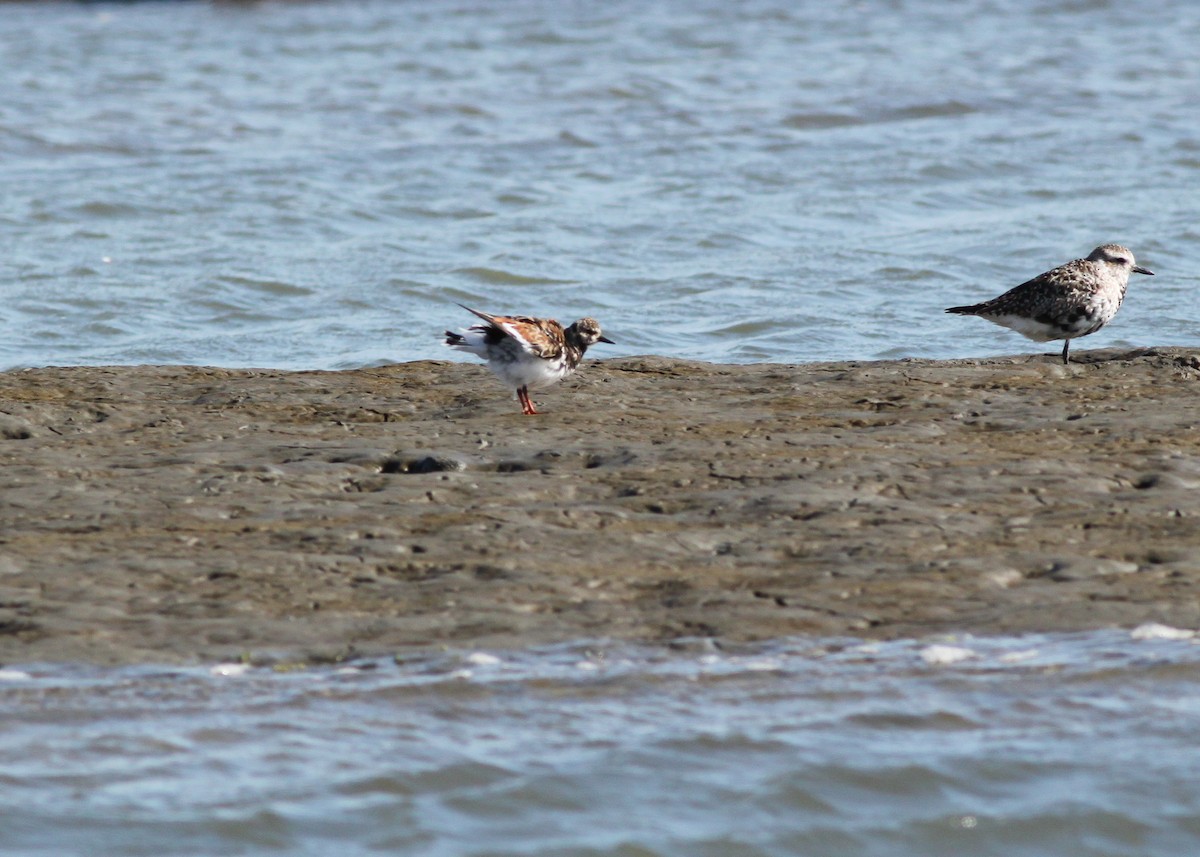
[2,347,1199,666]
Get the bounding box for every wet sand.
[2,348,1200,665]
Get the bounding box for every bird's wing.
[458,305,564,358]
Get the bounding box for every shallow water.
[3,630,1200,856]
[4,5,1200,853]
[2,0,1198,370]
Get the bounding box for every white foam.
[465,652,502,666]
[920,644,976,665]
[998,649,1040,664]
[1130,623,1195,641]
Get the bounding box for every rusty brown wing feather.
[458,305,565,358]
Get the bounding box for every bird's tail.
[444,330,466,347]
[944,305,980,315]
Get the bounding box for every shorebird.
[444,305,613,414]
[945,244,1154,364]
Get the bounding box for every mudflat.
[2,348,1199,665]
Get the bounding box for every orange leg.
[518,386,539,415]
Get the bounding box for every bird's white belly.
[992,298,1115,342]
[991,314,1062,342]
[489,353,570,390]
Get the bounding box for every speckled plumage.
[444,305,613,414]
[945,244,1154,363]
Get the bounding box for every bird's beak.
[1133,265,1154,276]
[598,335,615,344]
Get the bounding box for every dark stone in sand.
[2,348,1200,665]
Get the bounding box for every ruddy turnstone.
[945,244,1153,364]
[444,304,614,414]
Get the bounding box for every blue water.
[4,3,1200,853]
[2,0,1198,370]
[3,631,1200,856]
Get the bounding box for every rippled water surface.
[2,0,1199,369]
[4,631,1200,856]
[5,5,1200,853]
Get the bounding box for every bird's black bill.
[598,335,615,344]
[1133,266,1154,276]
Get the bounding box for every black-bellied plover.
[444,305,614,414]
[945,244,1154,364]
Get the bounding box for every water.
[2,0,1198,370]
[3,630,1200,856]
[4,4,1200,853]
